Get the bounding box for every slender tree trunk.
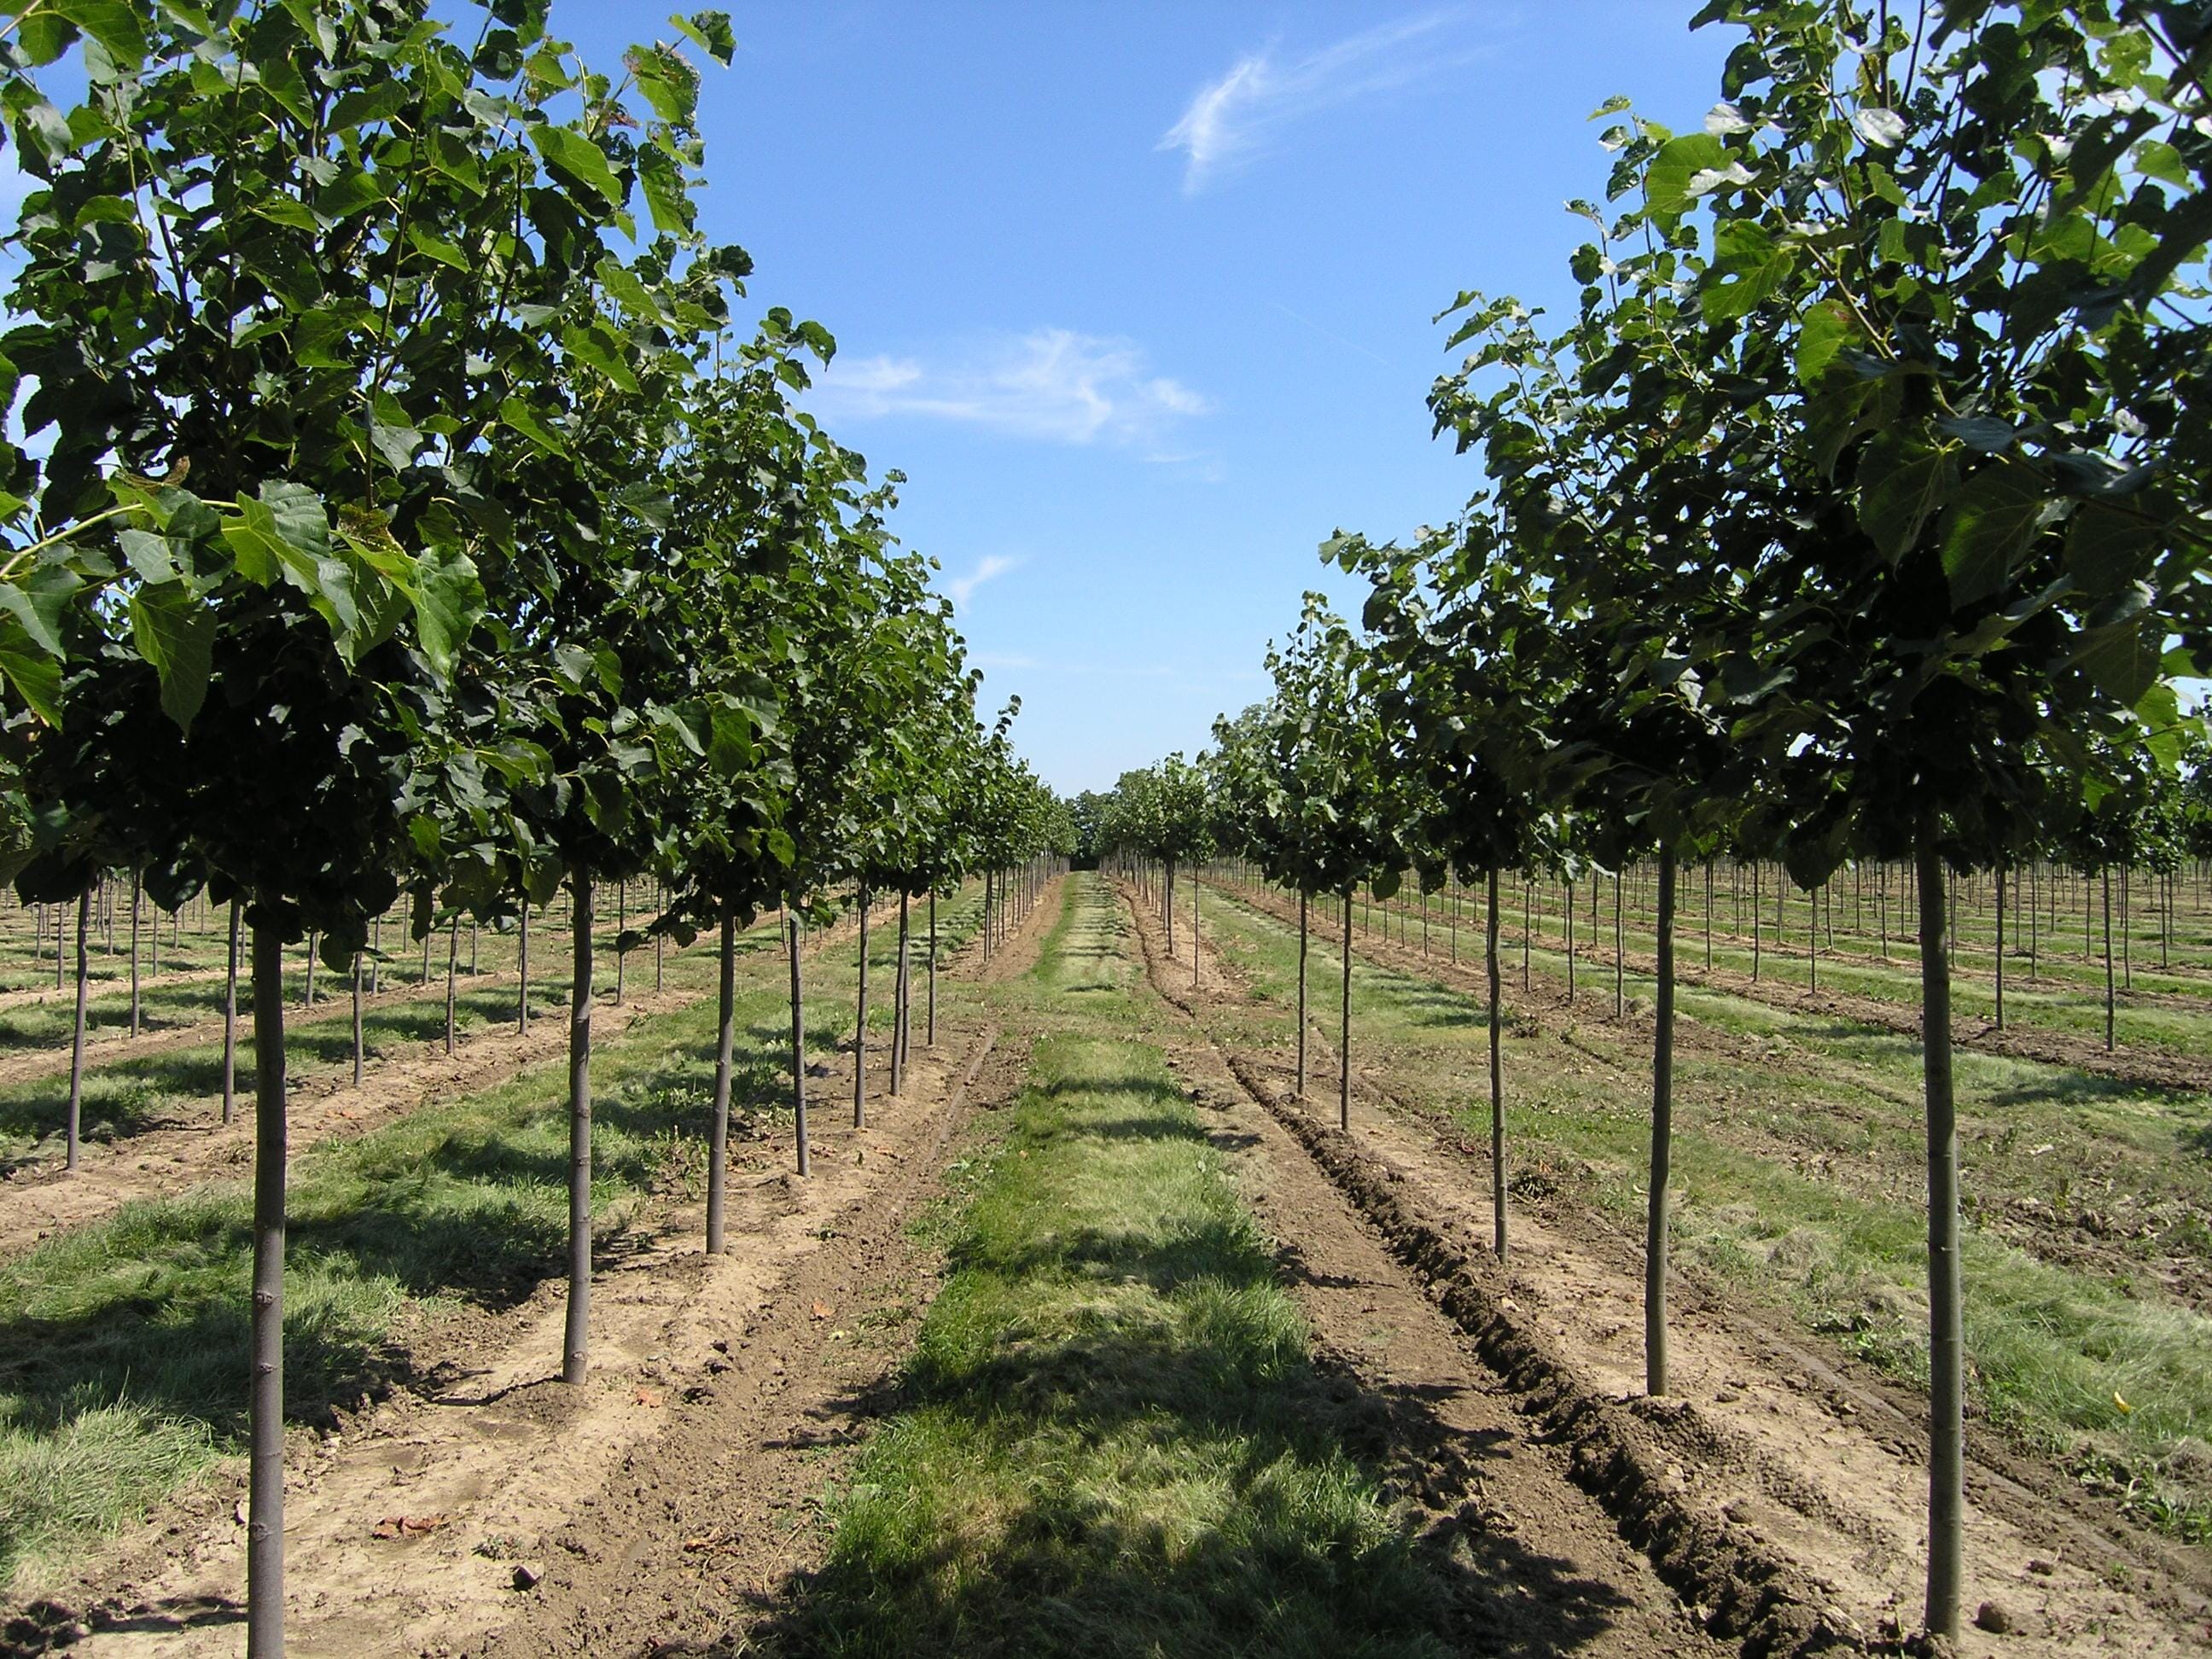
[1916,830,1964,1644]
[224,899,242,1126]
[1487,869,1505,1261]
[927,893,937,1047]
[1295,888,1309,1100]
[615,879,626,1007]
[518,904,531,1033]
[1647,850,1678,1396]
[130,870,142,1038]
[2104,870,2116,1052]
[893,893,910,1096]
[853,886,870,1130]
[789,911,810,1177]
[707,914,736,1254]
[1165,858,1176,958]
[1566,878,1577,1001]
[66,889,90,1171]
[1613,873,1624,1017]
[351,953,364,1086]
[1522,878,1531,991]
[1752,862,1762,981]
[444,917,459,1054]
[1192,866,1201,989]
[562,873,595,1386]
[1994,866,2006,1032]
[246,917,288,1658]
[1338,883,1355,1131]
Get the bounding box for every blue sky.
[561,3,1742,794]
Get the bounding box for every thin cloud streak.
[812,329,1208,448]
[1161,8,1483,193]
[946,555,1020,609]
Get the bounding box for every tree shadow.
[746,1080,1646,1658]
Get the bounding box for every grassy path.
[780,874,1713,1657]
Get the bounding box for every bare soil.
[1128,878,2212,1657]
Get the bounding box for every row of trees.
[0,5,1070,1650]
[1098,2,2211,1641]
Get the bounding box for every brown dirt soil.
[1125,879,2212,1657]
[0,901,917,1262]
[1157,1036,1732,1656]
[1208,879,2212,1313]
[0,885,1031,1658]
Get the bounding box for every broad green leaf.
[1644,132,1727,218]
[673,10,737,65]
[2070,612,2162,704]
[499,395,572,459]
[1794,299,1856,387]
[0,566,77,656]
[529,125,624,209]
[0,614,61,724]
[2064,500,2160,598]
[637,142,694,234]
[409,542,483,679]
[127,581,214,731]
[50,0,145,64]
[1855,434,1956,563]
[1939,460,2045,608]
[562,320,639,394]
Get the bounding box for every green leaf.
[127,581,214,731]
[0,568,76,656]
[50,0,145,65]
[529,125,624,210]
[1794,299,1856,386]
[672,10,737,65]
[2064,500,2161,598]
[637,142,694,235]
[1939,459,2044,608]
[499,395,572,459]
[408,542,483,680]
[1644,132,1727,218]
[0,614,61,724]
[2071,612,2162,705]
[562,320,639,394]
[1855,435,1957,563]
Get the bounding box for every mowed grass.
[0,887,987,1593]
[1193,882,2212,1544]
[792,1027,1457,1658]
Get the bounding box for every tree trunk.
[444,917,459,1054]
[66,888,90,1171]
[562,872,594,1386]
[351,953,364,1086]
[615,879,626,1007]
[1613,872,1624,1017]
[1994,866,2006,1032]
[1566,878,1576,1001]
[247,917,288,1658]
[1295,888,1309,1100]
[1647,850,1678,1396]
[130,870,142,1038]
[223,899,242,1126]
[1487,869,1505,1261]
[707,913,736,1254]
[853,887,870,1130]
[1165,857,1177,958]
[518,904,531,1033]
[1339,884,1353,1132]
[1191,865,1201,989]
[893,893,911,1096]
[2104,870,2116,1052]
[1916,830,1965,1643]
[927,893,938,1048]
[789,911,811,1177]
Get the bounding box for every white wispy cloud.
[1161,8,1482,193]
[812,329,1208,447]
[946,555,1020,609]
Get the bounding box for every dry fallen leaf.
[633,1387,664,1408]
[811,1301,834,1322]
[372,1514,447,1540]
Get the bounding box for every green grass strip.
[796,1033,1456,1657]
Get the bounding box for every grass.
[790,1021,1459,1658]
[0,884,987,1593]
[1190,879,2212,1544]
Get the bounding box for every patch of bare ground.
[0,900,916,1263]
[1123,879,2212,1658]
[10,1015,1000,1659]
